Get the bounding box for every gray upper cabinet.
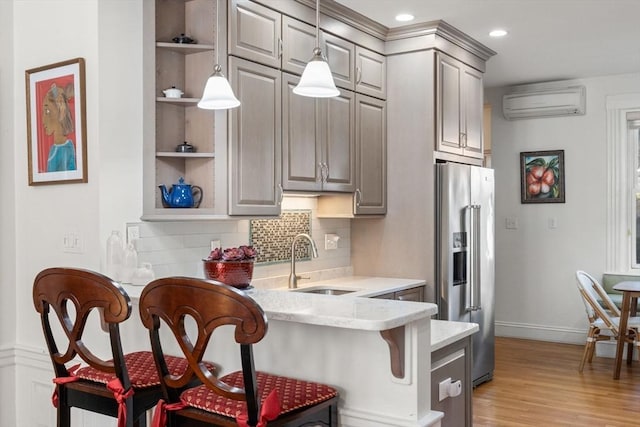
[322,89,356,192]
[323,31,355,91]
[282,15,316,75]
[355,94,386,214]
[356,46,386,100]
[282,73,355,193]
[229,0,282,69]
[282,72,321,191]
[228,56,282,215]
[436,52,484,159]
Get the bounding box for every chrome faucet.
[288,233,319,289]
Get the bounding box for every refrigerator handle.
[466,204,482,312]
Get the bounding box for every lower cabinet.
[373,285,424,302]
[431,336,473,427]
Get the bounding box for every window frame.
[606,94,640,272]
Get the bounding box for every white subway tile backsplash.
[126,203,351,285]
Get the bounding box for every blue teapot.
[159,177,203,208]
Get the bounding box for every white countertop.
[277,275,427,298]
[247,288,436,331]
[122,276,437,332]
[430,319,479,352]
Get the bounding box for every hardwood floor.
[472,337,640,426]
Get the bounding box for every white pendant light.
[293,0,339,98]
[197,64,240,110]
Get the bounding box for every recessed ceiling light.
[489,29,508,37]
[395,13,415,22]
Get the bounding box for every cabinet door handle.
[277,183,284,205]
[355,188,362,208]
[356,66,362,84]
[278,38,283,59]
[317,162,323,182]
[322,162,329,183]
[460,132,467,148]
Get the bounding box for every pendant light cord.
[315,0,320,45]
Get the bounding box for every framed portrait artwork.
[25,58,87,185]
[520,150,565,203]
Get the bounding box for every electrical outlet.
[62,231,83,253]
[505,217,518,229]
[127,225,140,243]
[324,234,340,250]
[211,239,221,250]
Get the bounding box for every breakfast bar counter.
[121,278,451,426]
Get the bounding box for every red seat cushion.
[75,351,214,389]
[180,371,337,419]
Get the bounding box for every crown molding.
[295,0,388,41]
[294,1,495,61]
[387,20,496,61]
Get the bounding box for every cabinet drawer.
[396,286,424,302]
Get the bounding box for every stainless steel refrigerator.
[436,162,495,387]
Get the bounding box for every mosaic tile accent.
[250,210,312,264]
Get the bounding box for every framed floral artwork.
[520,150,565,203]
[25,58,87,185]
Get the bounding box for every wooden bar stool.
[32,267,202,427]
[138,276,339,427]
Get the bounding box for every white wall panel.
[486,73,640,343]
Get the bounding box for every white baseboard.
[339,407,443,427]
[495,321,586,345]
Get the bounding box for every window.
[631,113,640,266]
[606,95,640,272]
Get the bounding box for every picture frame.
[25,58,87,185]
[520,149,565,204]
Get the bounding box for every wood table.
[612,281,640,379]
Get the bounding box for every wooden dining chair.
[575,270,640,371]
[138,276,339,427]
[32,267,201,427]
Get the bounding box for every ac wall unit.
[502,83,586,120]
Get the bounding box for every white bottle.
[122,242,138,284]
[106,230,124,281]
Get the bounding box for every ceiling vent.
[502,82,586,120]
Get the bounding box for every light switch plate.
[505,217,518,229]
[127,225,140,243]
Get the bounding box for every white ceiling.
[335,0,640,88]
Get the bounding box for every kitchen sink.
[291,287,358,295]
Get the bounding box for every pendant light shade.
[293,0,339,98]
[293,48,340,97]
[197,65,240,110]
